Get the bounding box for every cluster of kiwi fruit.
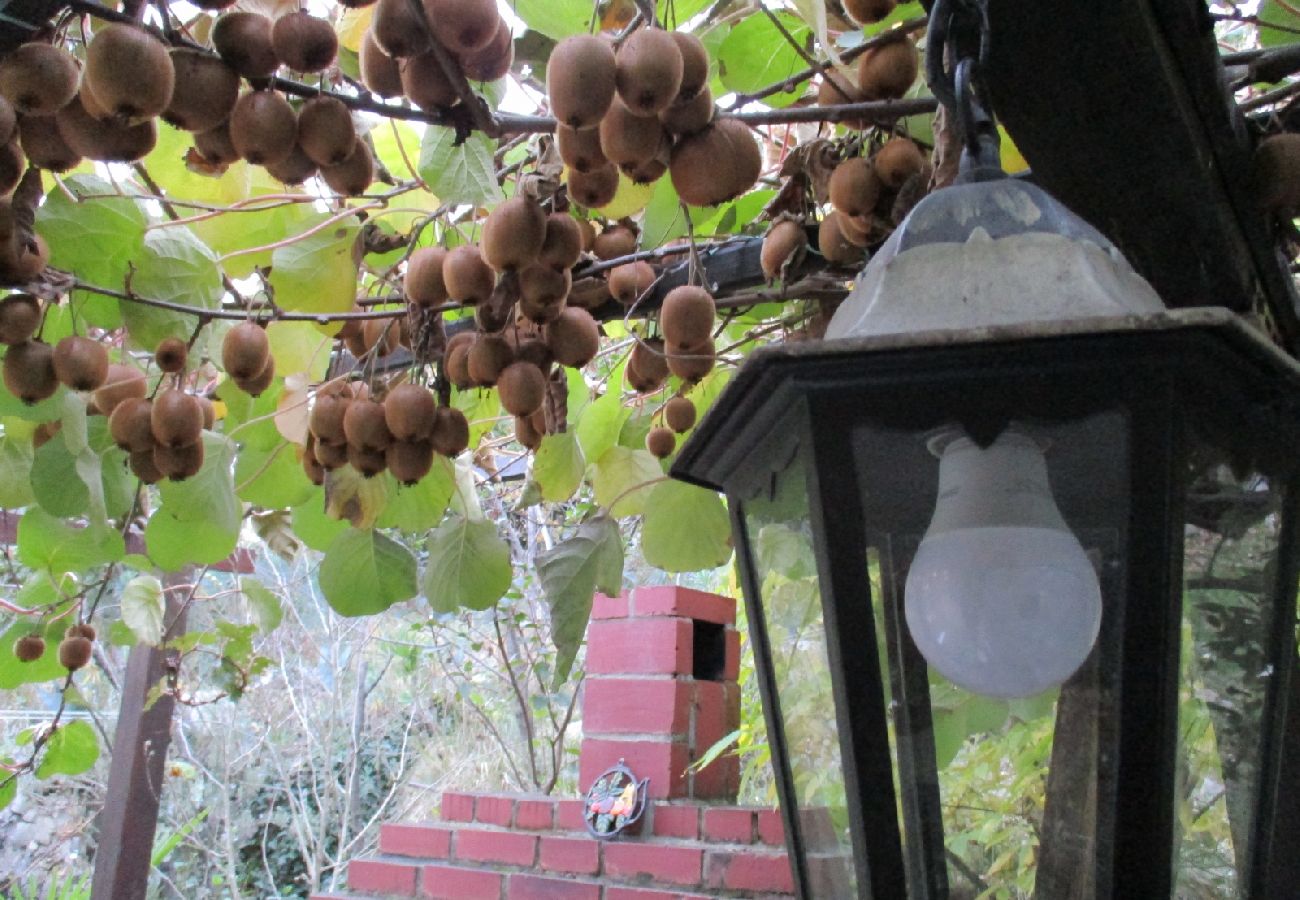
[816,29,919,114]
[645,392,698,459]
[546,26,762,209]
[820,135,927,261]
[12,621,96,670]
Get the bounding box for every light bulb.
[904,428,1101,698]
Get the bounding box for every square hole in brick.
[692,620,725,681]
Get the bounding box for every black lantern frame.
[671,308,1300,899]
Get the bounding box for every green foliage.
[268,215,363,316]
[31,721,99,779]
[717,12,813,108]
[419,129,504,206]
[120,574,166,645]
[319,528,418,616]
[145,434,241,570]
[641,480,732,572]
[537,516,624,684]
[532,431,586,502]
[422,517,512,613]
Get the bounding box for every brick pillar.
[581,585,741,800]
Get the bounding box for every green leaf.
[422,517,512,613]
[121,574,165,645]
[30,394,131,524]
[592,446,662,517]
[323,463,390,527]
[291,497,349,552]
[267,214,362,316]
[18,508,125,575]
[418,129,504,207]
[0,622,65,688]
[145,508,238,572]
[574,375,629,466]
[641,480,732,572]
[235,444,316,509]
[0,435,35,508]
[641,178,687,248]
[218,377,283,450]
[319,528,418,617]
[36,721,98,779]
[1259,0,1300,48]
[532,431,585,502]
[0,762,15,810]
[376,458,455,532]
[537,516,623,685]
[717,12,813,109]
[240,577,282,632]
[124,227,223,350]
[509,0,594,40]
[146,434,241,571]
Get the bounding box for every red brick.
[348,858,417,895]
[580,738,688,799]
[690,753,739,802]
[556,799,587,831]
[650,803,698,839]
[440,791,476,823]
[592,592,629,619]
[507,873,600,900]
[630,586,736,626]
[421,863,502,900]
[603,843,703,887]
[584,678,691,736]
[539,835,600,875]
[586,619,692,676]
[515,798,556,830]
[757,809,785,845]
[722,628,740,681]
[456,829,537,866]
[476,794,516,827]
[704,848,794,893]
[603,889,714,900]
[690,682,741,801]
[380,823,453,858]
[701,808,754,843]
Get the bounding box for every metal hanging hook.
[925,0,1002,179]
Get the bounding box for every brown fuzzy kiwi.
[198,395,215,430]
[272,11,338,73]
[565,277,608,311]
[66,623,96,641]
[163,50,239,133]
[817,69,867,129]
[405,246,449,306]
[547,35,617,129]
[659,86,714,136]
[474,294,513,335]
[425,0,500,53]
[401,49,459,109]
[212,13,281,79]
[52,330,107,387]
[467,334,514,386]
[567,164,620,209]
[0,96,13,146]
[110,397,155,452]
[4,340,56,404]
[659,285,715,346]
[857,35,918,101]
[666,337,715,381]
[194,121,239,165]
[0,292,39,344]
[430,406,469,457]
[362,316,400,357]
[538,213,583,271]
[0,140,22,196]
[151,390,204,448]
[646,425,675,459]
[314,437,348,470]
[234,354,275,397]
[515,413,542,450]
[520,264,571,310]
[592,224,637,260]
[761,218,808,282]
[94,363,146,415]
[621,139,670,185]
[387,438,434,484]
[222,321,270,380]
[608,261,655,305]
[56,94,157,162]
[13,633,44,662]
[384,382,436,441]
[843,0,896,23]
[829,156,881,218]
[84,24,174,121]
[519,292,563,325]
[360,30,404,98]
[443,245,496,305]
[515,337,553,371]
[302,436,325,485]
[0,43,79,116]
[818,213,865,266]
[497,360,546,416]
[341,317,368,357]
[444,340,474,389]
[58,635,92,670]
[298,95,356,167]
[347,443,387,478]
[835,210,871,247]
[670,117,762,207]
[321,140,375,196]
[154,439,205,481]
[265,142,319,185]
[343,397,394,452]
[599,96,666,169]
[556,124,607,174]
[0,233,49,285]
[482,196,547,272]
[459,19,513,81]
[129,448,163,483]
[670,32,709,101]
[153,337,188,374]
[627,338,668,393]
[372,0,430,58]
[873,137,925,190]
[1254,134,1300,211]
[664,395,696,433]
[547,307,600,368]
[18,114,81,172]
[230,90,298,166]
[311,389,352,445]
[33,420,60,448]
[615,27,683,116]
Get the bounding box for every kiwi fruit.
[406,247,449,306]
[56,94,157,162]
[616,27,683,116]
[599,97,666,169]
[670,117,762,208]
[265,142,319,185]
[58,635,92,670]
[659,285,715,346]
[818,69,867,129]
[761,218,808,282]
[621,139,670,185]
[213,13,281,79]
[372,0,431,59]
[65,623,95,641]
[670,32,709,102]
[646,425,675,459]
[298,95,356,167]
[482,196,547,272]
[84,23,174,121]
[430,405,469,457]
[0,97,13,146]
[49,336,106,391]
[873,137,925,190]
[362,316,400,357]
[835,209,871,247]
[666,337,715,381]
[110,397,156,452]
[664,395,696,433]
[593,224,637,260]
[198,395,216,429]
[321,140,375,196]
[627,338,668,393]
[13,633,44,662]
[467,334,514,386]
[829,156,880,218]
[0,233,49,285]
[1255,134,1300,211]
[230,90,297,166]
[387,438,434,485]
[343,397,394,452]
[194,121,240,165]
[94,363,146,415]
[443,245,495,305]
[818,213,865,266]
[843,0,896,23]
[659,86,714,137]
[234,354,276,397]
[18,114,81,172]
[857,36,919,101]
[272,11,338,73]
[497,360,546,416]
[0,140,22,196]
[154,439,205,481]
[310,390,352,445]
[384,382,436,441]
[425,0,500,54]
[538,213,583,271]
[129,448,163,483]
[151,390,204,448]
[163,50,240,133]
[520,264,571,310]
[459,19,513,81]
[608,261,655,305]
[314,437,349,470]
[547,307,600,368]
[33,420,60,448]
[222,321,271,380]
[360,30,405,98]
[515,413,542,450]
[0,292,40,344]
[4,340,57,404]
[0,43,79,116]
[515,337,553,371]
[567,164,620,209]
[547,35,617,129]
[401,50,459,110]
[556,124,607,174]
[301,436,326,485]
[444,340,474,389]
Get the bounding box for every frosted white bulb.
[904,429,1102,698]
